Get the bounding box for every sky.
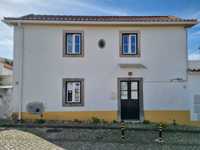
[0,0,200,60]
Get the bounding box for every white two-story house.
[3,15,199,125]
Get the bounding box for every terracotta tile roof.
[4,14,197,23]
[188,69,200,73]
[188,61,200,73]
[0,61,13,70]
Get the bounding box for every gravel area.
[0,128,64,150]
[20,128,200,150]
[1,122,200,150]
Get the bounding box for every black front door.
[120,80,140,120]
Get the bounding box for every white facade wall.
[13,25,188,112]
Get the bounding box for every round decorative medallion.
[98,39,106,49]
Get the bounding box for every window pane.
[74,82,80,102]
[122,35,129,54]
[121,82,128,90]
[75,34,81,54]
[66,34,73,53]
[67,90,72,102]
[130,34,137,54]
[66,82,81,103]
[67,82,73,90]
[131,91,138,99]
[131,82,138,90]
[121,91,128,99]
[66,82,73,102]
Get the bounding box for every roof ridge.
[21,14,178,17]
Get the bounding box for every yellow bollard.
[121,121,125,140]
[155,123,164,143]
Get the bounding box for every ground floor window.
[63,78,84,106]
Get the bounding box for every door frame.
[117,77,144,122]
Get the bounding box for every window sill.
[63,103,84,107]
[63,54,84,57]
[120,54,141,57]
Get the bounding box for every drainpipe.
[17,21,24,121]
[185,28,189,82]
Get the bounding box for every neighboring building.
[2,15,200,125]
[188,60,200,125]
[0,58,13,118]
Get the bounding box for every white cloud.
[189,53,200,60]
[0,0,129,59]
[190,10,200,19]
[0,0,199,59]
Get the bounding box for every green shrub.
[34,119,46,124]
[73,119,82,123]
[143,120,150,124]
[172,120,177,126]
[101,119,108,124]
[10,113,18,122]
[112,120,118,124]
[91,117,101,124]
[157,122,168,128]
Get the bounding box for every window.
[63,31,84,56]
[63,78,84,106]
[120,82,128,100]
[120,32,140,57]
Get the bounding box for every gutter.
[2,19,199,27]
[18,23,25,121]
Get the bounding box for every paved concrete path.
[0,129,64,150]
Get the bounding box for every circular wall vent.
[98,39,106,49]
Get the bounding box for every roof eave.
[2,19,198,27]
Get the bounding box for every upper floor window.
[120,31,140,57]
[63,31,84,57]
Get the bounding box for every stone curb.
[1,123,200,133]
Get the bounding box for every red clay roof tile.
[4,14,197,23]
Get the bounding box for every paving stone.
[0,129,64,150]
